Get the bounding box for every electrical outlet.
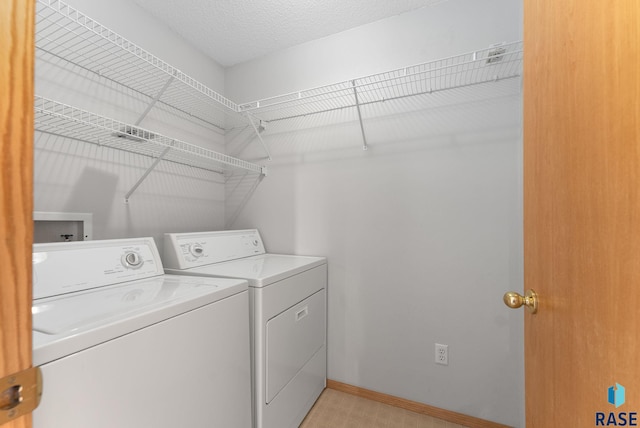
[435,343,448,365]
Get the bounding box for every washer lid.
[165,254,326,287]
[33,274,247,365]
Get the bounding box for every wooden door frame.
[1,0,35,427]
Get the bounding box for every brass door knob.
[503,289,538,314]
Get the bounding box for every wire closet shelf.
[35,0,243,131]
[35,0,521,163]
[238,41,523,123]
[34,96,266,176]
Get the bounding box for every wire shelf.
[34,96,266,175]
[35,0,242,130]
[238,41,523,123]
[34,0,522,159]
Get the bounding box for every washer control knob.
[190,244,204,258]
[122,251,143,269]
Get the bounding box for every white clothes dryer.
[163,229,327,428]
[32,237,252,428]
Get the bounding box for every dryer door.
[265,289,326,403]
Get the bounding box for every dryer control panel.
[33,238,164,299]
[164,229,266,270]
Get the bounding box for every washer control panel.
[33,238,163,299]
[164,229,266,269]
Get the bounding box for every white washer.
[32,237,252,428]
[163,229,327,428]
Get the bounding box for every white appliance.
[32,237,252,428]
[163,229,327,428]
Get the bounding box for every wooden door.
[0,0,34,427]
[524,1,640,426]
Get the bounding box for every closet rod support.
[124,141,174,203]
[351,80,368,150]
[245,112,272,161]
[134,75,175,126]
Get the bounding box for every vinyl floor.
[299,388,470,428]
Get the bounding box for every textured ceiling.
[131,0,446,67]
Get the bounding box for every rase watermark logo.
[596,383,637,426]
[610,384,626,408]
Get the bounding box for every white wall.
[225,1,524,426]
[34,0,228,253]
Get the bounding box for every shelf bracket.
[245,112,272,161]
[135,75,176,126]
[351,80,368,151]
[124,141,175,202]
